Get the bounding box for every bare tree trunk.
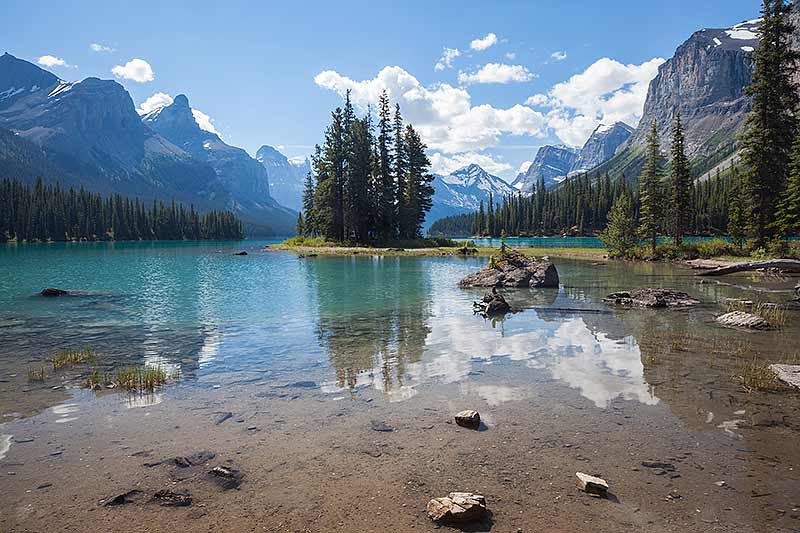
[696,259,800,277]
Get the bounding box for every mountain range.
[0,53,295,235]
[255,145,311,211]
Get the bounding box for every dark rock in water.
[174,451,216,467]
[603,288,699,308]
[716,311,772,330]
[282,381,317,389]
[427,492,487,522]
[458,248,558,288]
[214,412,233,425]
[153,490,192,507]
[473,288,511,317]
[454,410,481,430]
[370,420,395,432]
[208,465,243,490]
[641,461,676,471]
[233,251,248,256]
[40,288,69,297]
[101,489,145,506]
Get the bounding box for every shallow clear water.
[1,240,797,416]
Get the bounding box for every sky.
[2,0,760,181]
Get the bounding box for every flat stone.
[770,364,800,390]
[454,410,481,430]
[426,492,487,522]
[603,288,699,308]
[716,311,772,330]
[576,472,609,497]
[370,420,395,432]
[214,412,233,425]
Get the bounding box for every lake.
[0,240,798,531]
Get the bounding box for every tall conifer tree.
[669,112,692,245]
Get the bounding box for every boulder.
[576,472,609,497]
[458,248,558,288]
[454,410,481,430]
[426,492,487,522]
[603,288,699,308]
[716,311,772,330]
[233,251,248,256]
[769,364,800,390]
[153,490,192,507]
[40,288,69,297]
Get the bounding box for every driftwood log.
[696,259,800,277]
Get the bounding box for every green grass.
[49,347,96,370]
[27,366,48,382]
[725,300,787,327]
[733,354,782,393]
[113,364,172,392]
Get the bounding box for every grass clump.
[85,368,113,390]
[283,236,334,247]
[725,300,787,327]
[114,364,171,392]
[27,366,48,382]
[49,347,96,370]
[733,355,782,393]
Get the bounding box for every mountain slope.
[428,164,515,228]
[512,145,578,192]
[571,122,634,174]
[255,145,311,211]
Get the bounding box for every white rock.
[576,472,609,497]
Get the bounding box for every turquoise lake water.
[1,240,797,415]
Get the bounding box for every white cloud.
[191,109,221,136]
[429,152,512,176]
[111,58,154,83]
[505,52,516,60]
[551,50,568,61]
[470,33,498,51]
[314,65,547,154]
[89,43,114,53]
[518,160,532,174]
[530,57,664,146]
[37,55,72,68]
[458,63,536,85]
[434,47,461,71]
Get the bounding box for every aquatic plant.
[725,300,787,327]
[114,364,170,392]
[27,366,48,382]
[733,354,782,392]
[85,368,112,390]
[49,347,96,370]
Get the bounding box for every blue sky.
[3,0,759,180]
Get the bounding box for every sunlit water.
[0,240,798,428]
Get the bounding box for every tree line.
[297,90,435,243]
[0,178,244,242]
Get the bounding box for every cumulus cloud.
[518,160,532,174]
[37,55,72,68]
[191,109,221,136]
[136,92,173,115]
[458,63,536,85]
[314,66,547,154]
[529,57,664,146]
[434,47,461,71]
[111,58,154,83]
[470,33,498,51]
[89,43,114,53]
[429,152,513,176]
[505,52,516,60]
[551,50,568,61]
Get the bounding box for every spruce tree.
[392,104,408,238]
[739,0,799,244]
[295,212,304,237]
[375,90,394,240]
[402,125,434,238]
[772,134,800,236]
[302,172,315,237]
[601,193,637,258]
[638,121,663,254]
[727,169,749,249]
[669,112,692,245]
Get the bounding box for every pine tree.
[402,125,434,238]
[669,112,692,245]
[295,212,305,237]
[772,134,800,236]
[393,104,408,238]
[638,121,663,254]
[601,193,637,258]
[727,168,749,248]
[740,0,800,244]
[375,90,394,240]
[302,172,315,237]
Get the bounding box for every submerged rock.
[716,311,772,330]
[454,410,481,430]
[370,420,395,432]
[233,251,248,256]
[174,451,216,467]
[603,288,699,308]
[208,465,243,490]
[458,248,558,288]
[576,472,609,497]
[40,288,69,297]
[770,364,800,390]
[426,492,487,522]
[101,489,145,506]
[153,490,192,507]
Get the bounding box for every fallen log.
[696,259,800,277]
